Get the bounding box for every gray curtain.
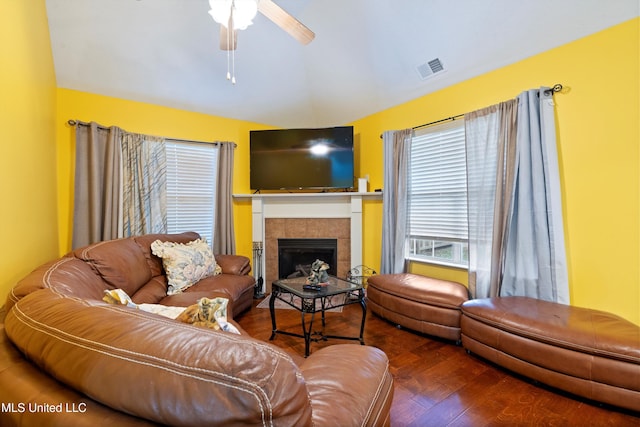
[380,129,412,274]
[465,100,518,298]
[213,142,236,254]
[121,133,167,236]
[72,122,122,249]
[465,88,569,303]
[500,88,569,303]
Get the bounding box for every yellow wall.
[3,4,637,327]
[55,89,270,261]
[0,0,58,303]
[353,18,640,324]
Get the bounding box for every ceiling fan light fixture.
[208,0,258,31]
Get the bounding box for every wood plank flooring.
[237,298,640,427]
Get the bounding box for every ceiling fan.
[208,0,315,51]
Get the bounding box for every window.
[407,119,468,267]
[165,140,218,246]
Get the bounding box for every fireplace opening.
[278,238,337,279]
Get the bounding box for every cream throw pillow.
[151,239,222,295]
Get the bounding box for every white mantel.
[233,192,382,272]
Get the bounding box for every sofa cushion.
[5,288,313,426]
[158,288,230,307]
[151,239,222,295]
[72,238,151,297]
[184,274,256,302]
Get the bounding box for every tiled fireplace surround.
[241,193,380,295]
[265,217,351,292]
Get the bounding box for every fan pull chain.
[228,1,236,84]
[231,50,236,84]
[226,34,231,81]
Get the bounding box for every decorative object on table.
[305,259,330,287]
[252,241,264,298]
[346,265,377,287]
[346,265,377,299]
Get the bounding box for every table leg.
[321,297,326,328]
[269,290,277,340]
[358,289,366,345]
[301,309,315,357]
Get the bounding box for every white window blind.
[409,119,467,241]
[165,141,218,246]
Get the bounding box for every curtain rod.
[379,114,464,139]
[543,83,563,96]
[67,119,236,147]
[380,83,563,138]
[412,84,564,130]
[413,114,465,132]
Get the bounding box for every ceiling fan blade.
[219,22,237,51]
[257,0,315,45]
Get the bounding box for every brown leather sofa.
[5,231,255,317]
[461,297,640,412]
[1,232,394,426]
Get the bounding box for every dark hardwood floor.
[237,298,640,427]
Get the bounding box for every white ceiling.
[46,0,639,128]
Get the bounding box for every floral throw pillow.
[151,239,222,295]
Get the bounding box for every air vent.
[416,58,445,80]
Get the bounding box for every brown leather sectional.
[6,232,256,318]
[367,273,639,412]
[1,232,394,426]
[367,273,469,342]
[461,296,640,412]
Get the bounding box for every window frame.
[165,140,219,247]
[406,119,469,268]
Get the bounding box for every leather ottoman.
[461,296,640,412]
[367,273,469,342]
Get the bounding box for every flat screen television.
[250,126,354,191]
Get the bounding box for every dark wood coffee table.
[269,276,366,356]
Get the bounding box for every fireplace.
[236,192,384,294]
[262,218,351,294]
[278,238,337,279]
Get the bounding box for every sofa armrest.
[300,345,394,426]
[215,254,251,276]
[5,289,313,426]
[0,322,157,426]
